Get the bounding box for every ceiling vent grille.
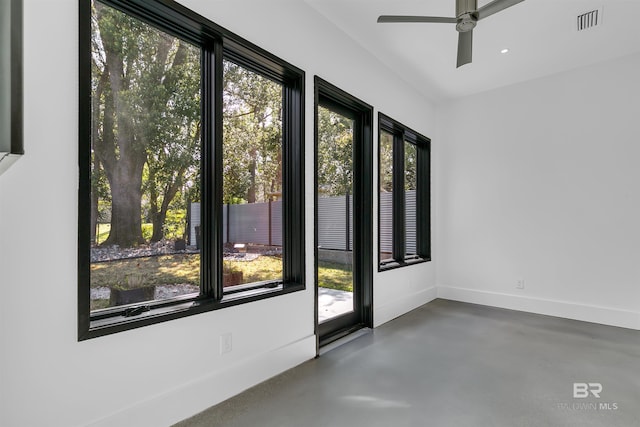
[577,8,603,31]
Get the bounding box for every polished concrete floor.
[175,299,640,427]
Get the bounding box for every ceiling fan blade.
[456,30,473,68]
[477,0,525,20]
[377,15,457,24]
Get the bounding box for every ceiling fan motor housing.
[456,0,478,32]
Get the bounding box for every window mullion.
[209,39,224,300]
[200,43,214,298]
[416,141,430,258]
[283,81,305,285]
[392,132,406,262]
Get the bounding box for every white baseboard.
[86,335,317,427]
[437,285,640,330]
[374,286,438,327]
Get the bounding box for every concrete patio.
[318,287,353,323]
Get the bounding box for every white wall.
[436,52,640,330]
[0,1,436,426]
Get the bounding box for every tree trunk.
[247,162,256,203]
[148,168,162,242]
[90,183,98,244]
[247,147,257,203]
[150,170,184,242]
[150,211,165,243]
[102,158,146,247]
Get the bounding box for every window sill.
[378,256,430,272]
[83,282,304,340]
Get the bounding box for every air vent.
[577,8,603,31]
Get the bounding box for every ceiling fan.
[378,0,525,68]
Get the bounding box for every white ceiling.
[304,0,640,101]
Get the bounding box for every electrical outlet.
[220,333,232,354]
[516,279,525,289]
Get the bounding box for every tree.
[222,61,283,204]
[316,106,354,197]
[144,47,201,242]
[404,142,417,191]
[379,131,394,193]
[91,2,200,246]
[92,1,286,248]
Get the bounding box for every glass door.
[315,78,373,347]
[317,105,356,325]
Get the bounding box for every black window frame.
[378,113,430,271]
[314,76,374,347]
[78,0,305,340]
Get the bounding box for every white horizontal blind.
[379,192,393,254]
[405,190,417,255]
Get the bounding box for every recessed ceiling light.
[500,48,510,54]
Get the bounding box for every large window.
[222,60,283,288]
[79,0,304,339]
[378,113,430,270]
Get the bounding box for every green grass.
[91,253,201,288]
[224,256,283,284]
[318,260,353,292]
[90,253,285,289]
[91,254,352,301]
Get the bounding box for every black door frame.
[314,76,373,351]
